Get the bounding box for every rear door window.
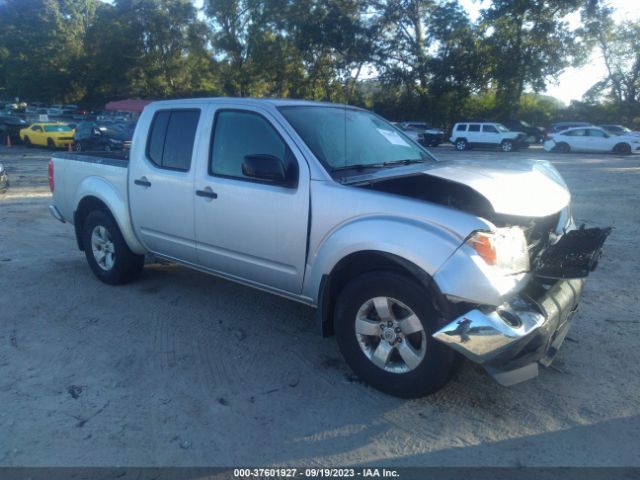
[468,124,480,132]
[146,109,200,171]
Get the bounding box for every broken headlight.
[467,227,530,275]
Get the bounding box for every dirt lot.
[0,144,639,467]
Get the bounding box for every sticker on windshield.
[377,129,410,147]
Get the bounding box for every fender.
[73,176,146,254]
[302,215,465,303]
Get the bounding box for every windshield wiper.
[381,159,426,167]
[332,159,426,172]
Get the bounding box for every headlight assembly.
[467,227,530,274]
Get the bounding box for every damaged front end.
[434,221,611,386]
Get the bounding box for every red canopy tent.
[104,99,152,113]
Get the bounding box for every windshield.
[44,125,72,132]
[496,124,510,132]
[279,106,433,172]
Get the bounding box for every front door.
[129,108,202,263]
[194,107,310,293]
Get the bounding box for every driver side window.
[210,110,296,184]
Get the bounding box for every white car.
[449,122,529,152]
[544,126,640,155]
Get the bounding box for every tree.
[0,0,100,102]
[83,0,219,102]
[479,0,593,117]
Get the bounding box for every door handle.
[134,177,151,187]
[196,188,217,199]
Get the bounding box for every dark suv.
[73,121,134,153]
[500,119,545,143]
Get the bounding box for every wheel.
[613,143,631,155]
[103,144,112,152]
[556,142,570,153]
[501,140,514,152]
[47,138,56,150]
[81,210,144,285]
[23,136,31,147]
[74,142,82,152]
[334,272,456,398]
[454,139,467,151]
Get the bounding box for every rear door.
[193,106,310,293]
[129,107,202,263]
[467,124,482,145]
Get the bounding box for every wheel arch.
[315,250,454,337]
[72,177,145,254]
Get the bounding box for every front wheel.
[501,140,514,152]
[334,272,456,398]
[82,210,144,285]
[47,138,56,150]
[74,142,82,152]
[613,143,632,155]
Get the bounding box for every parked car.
[47,105,63,116]
[500,119,545,143]
[73,121,133,152]
[19,122,75,149]
[450,121,529,152]
[544,126,640,155]
[397,122,445,147]
[47,98,610,398]
[0,114,29,143]
[0,163,8,193]
[598,124,640,137]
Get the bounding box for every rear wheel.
[613,143,632,155]
[454,138,467,151]
[334,272,456,398]
[82,210,144,285]
[23,136,31,147]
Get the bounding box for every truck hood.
[420,159,570,217]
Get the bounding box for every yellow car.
[20,123,75,149]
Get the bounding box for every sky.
[459,0,640,104]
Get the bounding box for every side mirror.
[242,154,288,184]
[92,128,101,136]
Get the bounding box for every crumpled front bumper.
[433,278,585,386]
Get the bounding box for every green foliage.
[0,0,636,129]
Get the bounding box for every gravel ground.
[0,144,639,467]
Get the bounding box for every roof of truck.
[147,97,362,109]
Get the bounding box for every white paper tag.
[377,128,410,147]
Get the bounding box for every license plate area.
[534,227,611,278]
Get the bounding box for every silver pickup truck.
[48,98,609,398]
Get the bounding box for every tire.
[23,136,31,147]
[74,142,82,152]
[501,140,514,152]
[613,143,632,155]
[454,138,467,151]
[556,142,570,153]
[334,271,456,398]
[81,210,144,285]
[103,144,112,152]
[47,138,56,150]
